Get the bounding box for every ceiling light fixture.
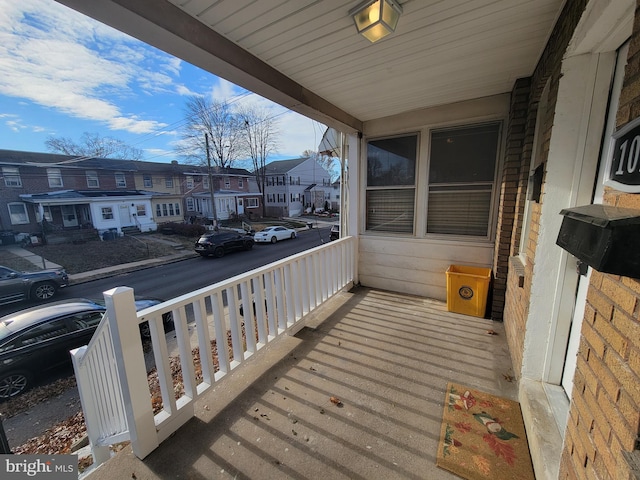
[349,0,403,43]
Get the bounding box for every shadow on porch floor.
[87,287,517,480]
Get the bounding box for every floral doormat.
[436,383,535,480]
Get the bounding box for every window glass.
[47,168,63,188]
[72,312,103,330]
[165,177,173,188]
[8,203,29,224]
[101,207,114,220]
[136,205,146,216]
[8,319,71,350]
[366,135,417,233]
[175,203,181,215]
[426,123,500,237]
[86,171,99,188]
[143,175,152,188]
[115,173,126,188]
[186,176,194,188]
[3,167,22,187]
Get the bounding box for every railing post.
[104,287,159,459]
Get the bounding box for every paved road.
[0,226,332,316]
[1,226,333,448]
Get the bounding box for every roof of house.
[261,158,309,175]
[0,150,253,176]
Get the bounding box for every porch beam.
[54,0,363,134]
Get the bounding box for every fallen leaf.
[330,396,343,407]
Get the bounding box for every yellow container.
[446,265,492,318]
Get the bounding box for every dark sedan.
[195,231,254,258]
[0,265,69,305]
[0,298,171,399]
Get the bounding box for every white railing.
[71,237,354,466]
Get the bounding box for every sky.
[0,0,328,165]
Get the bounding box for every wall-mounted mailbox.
[556,204,640,278]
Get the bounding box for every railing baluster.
[73,238,355,467]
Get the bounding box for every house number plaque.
[608,116,640,192]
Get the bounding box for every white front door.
[118,204,133,226]
[237,198,244,215]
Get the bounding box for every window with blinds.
[427,123,500,237]
[366,135,417,234]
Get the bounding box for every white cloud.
[0,0,169,134]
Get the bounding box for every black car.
[0,265,69,305]
[329,224,340,241]
[0,298,171,399]
[195,231,254,258]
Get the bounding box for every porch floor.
[87,287,518,480]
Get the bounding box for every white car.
[254,226,297,243]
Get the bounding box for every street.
[1,226,334,447]
[0,226,333,316]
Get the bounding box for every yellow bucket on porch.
[446,265,491,318]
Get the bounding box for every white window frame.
[186,176,194,188]
[238,177,244,188]
[425,122,501,239]
[247,198,258,208]
[115,173,126,188]
[136,205,146,217]
[8,202,29,225]
[101,207,114,220]
[3,167,22,187]
[86,171,99,188]
[165,176,173,188]
[47,168,63,188]
[186,197,194,211]
[203,176,209,189]
[365,133,418,235]
[224,177,231,188]
[143,175,153,188]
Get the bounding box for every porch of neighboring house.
[82,283,517,479]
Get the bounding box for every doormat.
[436,382,535,480]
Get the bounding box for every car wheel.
[0,371,31,399]
[139,321,151,339]
[32,281,57,301]
[290,232,296,239]
[162,312,174,332]
[270,236,277,244]
[213,246,225,258]
[244,242,253,250]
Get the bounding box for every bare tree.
[237,105,280,217]
[45,132,144,159]
[303,150,339,182]
[177,96,245,168]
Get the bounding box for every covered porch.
[83,285,516,480]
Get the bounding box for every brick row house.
[0,150,262,242]
[34,0,640,478]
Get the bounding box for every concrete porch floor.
[87,286,518,480]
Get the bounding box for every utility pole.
[205,133,218,228]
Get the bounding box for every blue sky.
[0,0,328,164]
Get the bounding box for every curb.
[68,251,198,285]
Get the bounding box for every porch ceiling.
[54,0,565,132]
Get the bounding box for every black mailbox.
[556,204,640,278]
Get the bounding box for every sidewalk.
[3,237,197,285]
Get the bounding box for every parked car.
[329,224,340,241]
[0,298,172,399]
[195,231,254,258]
[0,266,69,305]
[253,226,297,244]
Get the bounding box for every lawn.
[23,234,197,274]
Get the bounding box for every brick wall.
[558,3,640,479]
